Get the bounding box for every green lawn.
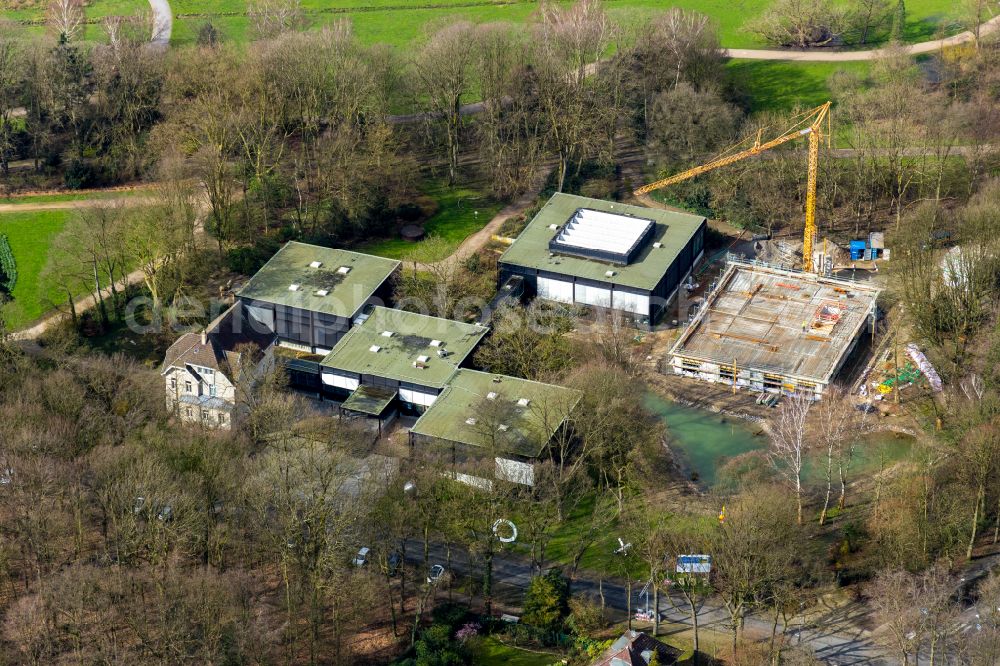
[531,494,643,579]
[163,0,967,49]
[469,637,563,666]
[356,181,503,262]
[0,210,75,329]
[726,59,870,115]
[5,0,965,49]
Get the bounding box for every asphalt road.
[403,540,893,664]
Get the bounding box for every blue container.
[850,240,867,260]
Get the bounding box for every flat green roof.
[341,385,397,416]
[410,369,582,458]
[320,307,489,389]
[237,241,400,318]
[499,193,706,291]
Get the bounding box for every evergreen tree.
[521,568,570,634]
[890,0,906,42]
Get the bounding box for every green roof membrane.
[410,369,582,458]
[499,193,706,291]
[320,307,489,389]
[237,241,400,318]
[341,385,397,416]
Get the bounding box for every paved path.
[148,0,172,48]
[0,196,156,214]
[10,266,148,342]
[725,14,1000,61]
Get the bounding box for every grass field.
[469,637,562,666]
[357,181,502,262]
[4,0,965,49]
[0,209,75,329]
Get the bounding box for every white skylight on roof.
[369,345,381,353]
[552,208,653,261]
[605,270,616,278]
[487,392,497,400]
[430,339,443,347]
[498,424,509,432]
[465,417,477,425]
[288,284,301,291]
[309,261,323,268]
[381,331,394,337]
[315,289,329,296]
[653,242,663,248]
[517,398,530,407]
[416,355,430,363]
[337,266,351,275]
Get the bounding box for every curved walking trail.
[4,189,203,341]
[726,14,1000,61]
[148,0,172,48]
[411,167,551,273]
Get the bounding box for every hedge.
[0,234,17,294]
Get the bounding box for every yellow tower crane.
[633,101,832,273]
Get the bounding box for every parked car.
[387,551,402,576]
[427,564,445,584]
[353,547,370,567]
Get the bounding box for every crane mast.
[634,101,831,273]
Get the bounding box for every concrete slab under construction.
[669,261,881,399]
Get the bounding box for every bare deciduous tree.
[248,0,307,39]
[412,21,478,185]
[47,0,84,43]
[748,0,849,47]
[768,393,812,525]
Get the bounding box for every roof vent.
[498,424,509,432]
[653,242,663,249]
[337,266,351,275]
[548,224,559,231]
[315,289,329,296]
[605,270,616,278]
[369,345,381,353]
[309,261,323,268]
[381,330,394,338]
[492,376,502,383]
[517,398,530,407]
[289,284,301,291]
[487,391,497,400]
[465,417,477,425]
[429,339,443,347]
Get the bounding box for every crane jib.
[632,101,832,273]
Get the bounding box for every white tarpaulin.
[906,344,942,392]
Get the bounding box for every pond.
[642,392,765,486]
[643,392,916,488]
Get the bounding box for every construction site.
[667,261,881,399]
